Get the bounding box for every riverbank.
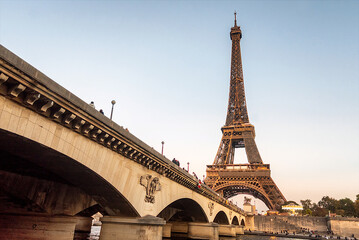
[253,216,359,239]
[245,231,358,240]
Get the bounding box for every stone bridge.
[0,45,251,240]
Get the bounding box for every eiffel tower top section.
[225,12,249,126]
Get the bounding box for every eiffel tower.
[205,13,286,211]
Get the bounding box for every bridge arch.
[213,210,229,225]
[213,182,274,210]
[241,219,245,226]
[0,128,139,217]
[231,215,239,225]
[157,198,208,222]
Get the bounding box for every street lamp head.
[110,100,116,120]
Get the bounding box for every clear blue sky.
[1,0,358,211]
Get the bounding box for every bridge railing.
[0,44,245,216]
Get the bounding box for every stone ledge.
[100,215,166,226]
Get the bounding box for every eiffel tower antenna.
[234,11,237,27]
[205,17,286,211]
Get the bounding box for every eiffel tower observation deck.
[205,13,286,211]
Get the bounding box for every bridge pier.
[73,216,93,240]
[169,222,243,240]
[188,222,219,240]
[99,215,165,240]
[218,224,236,239]
[170,221,189,239]
[170,221,223,240]
[234,225,244,235]
[244,215,255,231]
[0,213,78,240]
[162,222,172,239]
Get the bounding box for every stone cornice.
[0,45,244,215]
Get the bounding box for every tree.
[300,199,313,215]
[300,195,358,217]
[312,203,328,217]
[354,196,359,217]
[301,199,313,210]
[336,209,345,216]
[318,196,338,213]
[303,208,312,216]
[338,198,355,217]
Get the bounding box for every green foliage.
[354,199,359,217]
[300,199,313,211]
[300,194,358,217]
[338,198,355,217]
[303,208,312,216]
[318,196,338,212]
[285,200,299,205]
[336,209,345,216]
[312,203,328,217]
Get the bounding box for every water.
[87,229,305,240]
[237,236,306,240]
[87,227,336,240]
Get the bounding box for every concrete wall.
[254,216,359,238]
[328,217,359,238]
[254,216,328,233]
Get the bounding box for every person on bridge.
[172,158,180,166]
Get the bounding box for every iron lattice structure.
[205,15,286,210]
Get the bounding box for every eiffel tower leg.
[214,138,233,165]
[228,146,235,165]
[260,176,286,210]
[244,136,262,164]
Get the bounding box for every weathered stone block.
[218,224,236,237]
[234,225,244,235]
[0,214,78,240]
[100,215,165,240]
[188,222,219,240]
[162,222,172,239]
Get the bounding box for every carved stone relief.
[140,175,161,203]
[208,202,214,216]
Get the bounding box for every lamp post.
[161,141,164,155]
[110,100,116,120]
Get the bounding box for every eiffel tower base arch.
[205,164,286,211]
